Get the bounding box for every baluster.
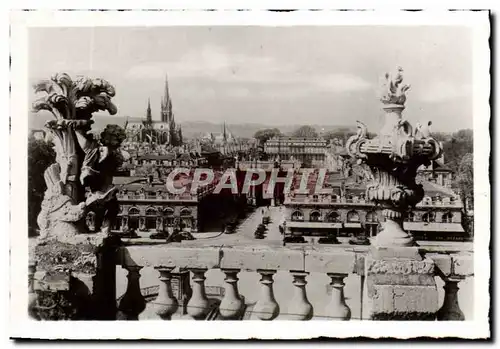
[117,266,146,320]
[326,273,351,320]
[152,266,178,320]
[28,261,38,319]
[253,269,279,320]
[286,271,313,320]
[219,269,244,320]
[186,268,210,320]
[436,276,465,320]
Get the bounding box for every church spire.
[162,74,173,123]
[146,98,152,124]
[223,121,229,144]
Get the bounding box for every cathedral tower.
[146,98,152,125]
[161,74,174,124]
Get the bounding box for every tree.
[99,124,127,172]
[457,153,474,239]
[292,125,318,138]
[323,128,356,144]
[28,136,56,237]
[178,126,183,145]
[457,153,473,211]
[100,124,126,149]
[169,120,180,146]
[440,129,473,174]
[254,128,282,146]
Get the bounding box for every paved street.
[189,205,286,247]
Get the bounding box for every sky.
[29,26,473,132]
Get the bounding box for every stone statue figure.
[33,73,124,242]
[37,163,109,241]
[379,66,411,105]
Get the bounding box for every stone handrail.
[110,243,473,321]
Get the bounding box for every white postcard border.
[8,9,491,339]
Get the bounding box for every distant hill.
[29,113,355,139]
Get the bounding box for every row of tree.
[253,125,375,146]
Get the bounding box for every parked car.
[283,236,306,244]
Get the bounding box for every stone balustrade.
[109,243,473,321]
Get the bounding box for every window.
[291,210,304,221]
[128,207,140,216]
[146,207,157,216]
[442,212,453,223]
[347,210,360,222]
[422,212,436,223]
[180,208,192,217]
[310,211,321,222]
[326,211,339,222]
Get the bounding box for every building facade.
[264,137,327,167]
[283,171,467,242]
[85,177,218,235]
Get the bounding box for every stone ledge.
[451,253,474,276]
[304,248,356,275]
[370,246,422,260]
[220,246,304,271]
[117,244,474,277]
[120,246,222,269]
[426,253,452,276]
[366,257,435,275]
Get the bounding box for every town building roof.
[420,180,457,198]
[113,176,148,186]
[137,153,177,161]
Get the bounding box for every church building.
[124,75,182,145]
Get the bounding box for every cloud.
[416,81,471,103]
[125,45,293,82]
[311,74,372,93]
[124,45,373,101]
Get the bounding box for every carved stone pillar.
[117,266,146,320]
[326,273,351,320]
[253,270,279,320]
[364,252,439,320]
[93,235,120,320]
[186,268,210,320]
[219,269,245,320]
[436,276,465,320]
[152,266,178,320]
[286,271,313,320]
